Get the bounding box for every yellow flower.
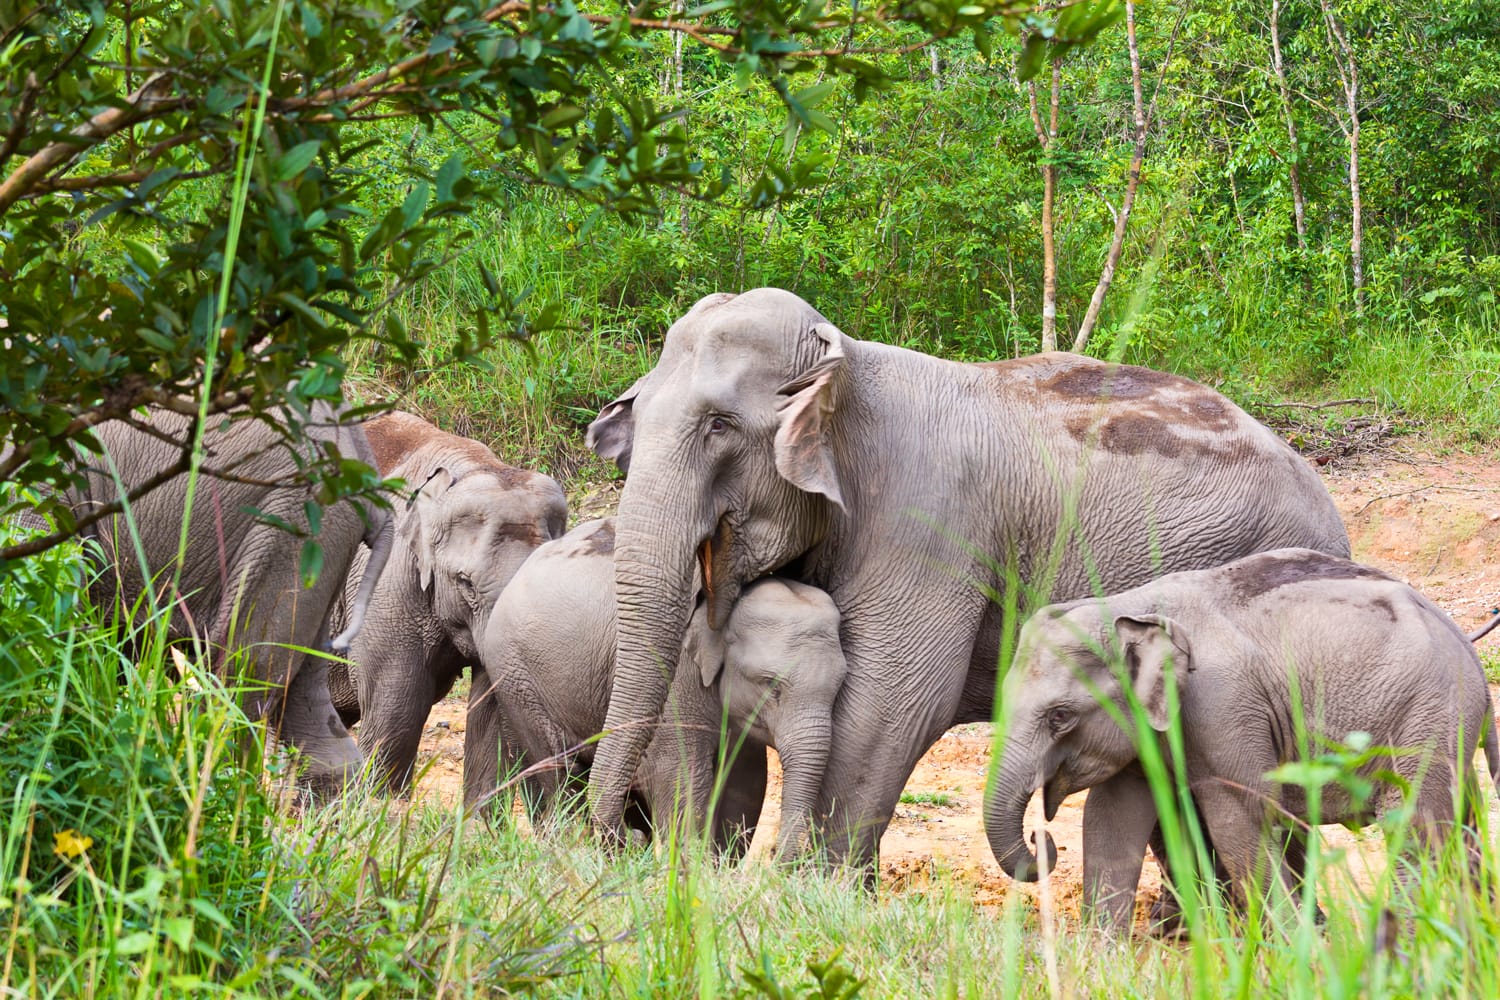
[53,829,93,859]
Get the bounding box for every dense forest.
[367,0,1500,471]
[3,1,1499,996]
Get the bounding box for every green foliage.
[898,790,957,808]
[739,946,866,1000]
[0,0,1118,562]
[0,510,276,989]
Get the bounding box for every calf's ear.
[400,468,456,593]
[1113,614,1192,733]
[682,600,727,688]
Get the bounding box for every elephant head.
[584,289,850,836]
[683,579,847,859]
[402,466,567,659]
[988,603,1192,882]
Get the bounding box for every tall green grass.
[6,497,1500,997]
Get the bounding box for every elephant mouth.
[697,513,736,629]
[1042,775,1068,822]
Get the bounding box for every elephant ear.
[403,468,455,594]
[682,599,727,688]
[773,322,847,511]
[585,374,650,475]
[1114,614,1192,733]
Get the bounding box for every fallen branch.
[1356,484,1498,516]
[1262,398,1378,410]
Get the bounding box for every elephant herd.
[46,287,1498,932]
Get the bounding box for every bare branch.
[0,450,194,562]
[0,72,42,168]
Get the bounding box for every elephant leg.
[1081,770,1158,933]
[811,612,984,877]
[327,658,363,729]
[1147,795,1234,935]
[463,665,504,817]
[277,654,365,799]
[223,518,365,796]
[359,666,438,793]
[1193,783,1297,918]
[1278,823,1326,925]
[710,745,768,862]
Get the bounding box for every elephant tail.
[1468,612,1500,644]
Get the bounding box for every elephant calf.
[993,548,1500,931]
[467,517,847,859]
[328,411,567,792]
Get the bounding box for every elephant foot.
[1147,891,1187,938]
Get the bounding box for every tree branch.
[0,72,186,216]
[0,450,194,562]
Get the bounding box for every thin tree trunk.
[1270,0,1307,248]
[673,0,689,235]
[1320,0,1365,316]
[1072,2,1146,353]
[930,45,942,92]
[1028,57,1061,352]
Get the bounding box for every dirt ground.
[400,443,1500,923]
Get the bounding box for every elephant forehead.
[665,292,826,370]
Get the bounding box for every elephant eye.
[1046,707,1076,735]
[707,416,728,435]
[456,571,475,592]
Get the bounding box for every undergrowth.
[342,196,1500,482]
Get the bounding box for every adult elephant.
[582,288,1350,869]
[327,410,567,791]
[67,403,394,797]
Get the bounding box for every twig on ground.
[1262,398,1378,410]
[1356,484,1498,516]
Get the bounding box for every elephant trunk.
[589,478,708,841]
[770,709,833,860]
[988,751,1058,883]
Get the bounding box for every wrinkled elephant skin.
[469,518,846,859]
[993,548,1499,931]
[583,287,1351,869]
[68,403,394,797]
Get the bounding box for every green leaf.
[303,501,322,537]
[401,181,430,230]
[541,103,585,130]
[436,153,465,204]
[114,931,155,956]
[273,140,321,182]
[299,539,324,589]
[298,0,322,38]
[1016,33,1049,82]
[162,917,194,951]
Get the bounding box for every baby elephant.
[467,517,846,859]
[991,547,1499,931]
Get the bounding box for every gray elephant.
[327,410,567,791]
[65,403,394,795]
[581,287,1351,870]
[993,547,1500,930]
[466,518,847,859]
